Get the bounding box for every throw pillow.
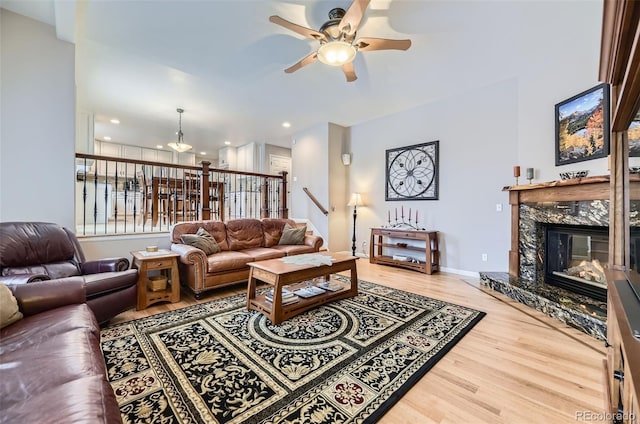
[0,283,23,329]
[278,224,306,245]
[181,227,221,255]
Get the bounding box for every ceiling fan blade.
[342,62,357,82]
[356,37,412,51]
[339,0,371,35]
[269,15,327,42]
[284,52,318,74]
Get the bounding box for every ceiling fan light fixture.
[167,108,192,152]
[317,41,356,66]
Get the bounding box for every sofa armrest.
[81,257,130,274]
[0,273,50,285]
[7,277,86,317]
[304,234,323,251]
[171,243,208,266]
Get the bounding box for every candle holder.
[385,209,425,230]
[526,168,534,184]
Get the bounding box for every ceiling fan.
[270,0,411,82]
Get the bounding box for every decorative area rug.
[101,278,485,423]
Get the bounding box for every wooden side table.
[130,250,181,310]
[369,228,439,274]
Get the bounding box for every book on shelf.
[293,286,326,298]
[317,281,343,292]
[265,287,293,297]
[265,288,299,304]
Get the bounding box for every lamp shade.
[348,192,363,207]
[167,141,193,152]
[317,41,357,66]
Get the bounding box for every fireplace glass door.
[544,224,608,301]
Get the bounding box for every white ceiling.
[1,0,598,159]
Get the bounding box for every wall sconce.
[342,153,352,166]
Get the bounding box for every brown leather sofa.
[0,279,122,423]
[0,222,138,324]
[171,218,323,298]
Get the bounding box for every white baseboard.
[440,267,480,278]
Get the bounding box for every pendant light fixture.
[167,108,192,152]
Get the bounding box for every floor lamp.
[348,193,363,256]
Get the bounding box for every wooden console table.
[369,228,439,274]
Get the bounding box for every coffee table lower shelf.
[249,278,355,323]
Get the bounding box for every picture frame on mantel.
[385,140,439,201]
[555,83,610,166]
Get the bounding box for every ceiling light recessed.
[103,136,111,141]
[110,119,120,124]
[224,141,231,145]
[282,122,291,128]
[200,151,207,155]
[156,145,163,149]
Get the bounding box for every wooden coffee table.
[247,252,358,324]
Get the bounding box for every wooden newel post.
[279,171,288,219]
[200,161,211,221]
[261,178,270,218]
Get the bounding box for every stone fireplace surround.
[481,176,612,340]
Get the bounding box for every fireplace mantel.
[503,175,610,202]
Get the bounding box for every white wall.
[291,123,330,243]
[507,1,607,180]
[350,79,517,274]
[0,10,75,227]
[327,123,350,252]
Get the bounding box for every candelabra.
[384,207,425,230]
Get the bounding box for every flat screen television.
[617,275,640,340]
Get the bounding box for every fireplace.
[479,176,640,340]
[543,224,608,301]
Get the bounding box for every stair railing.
[302,187,329,216]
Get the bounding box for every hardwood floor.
[111,259,607,424]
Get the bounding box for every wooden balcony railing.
[75,153,288,235]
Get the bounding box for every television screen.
[616,279,640,340]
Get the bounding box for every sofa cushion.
[206,250,254,273]
[1,261,80,279]
[226,219,264,250]
[271,244,317,256]
[241,247,285,262]
[0,222,76,268]
[83,269,139,298]
[2,376,121,424]
[0,305,103,403]
[171,221,229,251]
[279,224,306,245]
[0,283,22,329]
[261,218,296,247]
[180,227,221,255]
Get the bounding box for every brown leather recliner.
[0,221,137,324]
